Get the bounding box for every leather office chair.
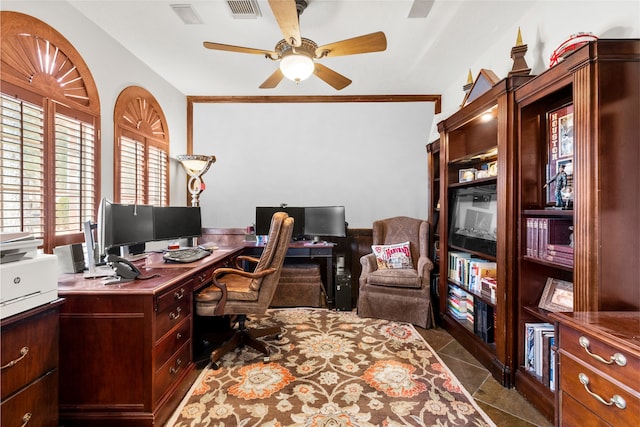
[357,216,435,328]
[195,212,294,369]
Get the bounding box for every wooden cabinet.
[513,39,639,421]
[57,248,242,427]
[426,139,441,316]
[1,300,64,427]
[437,75,532,386]
[550,312,640,426]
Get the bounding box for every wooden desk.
[56,246,243,427]
[243,241,336,306]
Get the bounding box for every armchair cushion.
[368,268,421,288]
[371,241,412,269]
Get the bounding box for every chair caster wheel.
[275,334,283,340]
[211,361,220,370]
[263,356,270,363]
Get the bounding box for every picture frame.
[538,278,573,312]
[546,104,574,206]
[459,168,477,183]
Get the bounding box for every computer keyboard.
[163,247,211,263]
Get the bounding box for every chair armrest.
[359,253,378,284]
[233,255,260,270]
[209,266,277,316]
[417,256,434,281]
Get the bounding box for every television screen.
[448,184,497,257]
[101,200,155,250]
[304,206,346,238]
[255,206,305,238]
[153,206,202,241]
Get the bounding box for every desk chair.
[195,212,294,369]
[357,216,434,328]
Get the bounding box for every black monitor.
[153,206,202,241]
[99,199,155,254]
[304,206,346,239]
[255,206,305,238]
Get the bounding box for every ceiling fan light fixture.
[280,53,314,82]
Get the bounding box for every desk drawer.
[154,342,190,403]
[1,370,58,427]
[156,296,191,340]
[155,316,191,368]
[559,353,639,427]
[1,309,58,400]
[156,280,192,313]
[560,325,639,386]
[560,392,609,427]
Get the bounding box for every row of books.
[524,322,556,390]
[448,251,497,294]
[448,285,495,343]
[525,217,574,267]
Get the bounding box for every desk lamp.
[176,154,216,207]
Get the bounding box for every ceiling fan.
[203,0,387,90]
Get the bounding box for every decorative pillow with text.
[371,241,413,269]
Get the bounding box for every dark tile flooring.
[416,325,553,427]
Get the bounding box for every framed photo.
[546,104,574,205]
[538,278,574,312]
[459,168,476,183]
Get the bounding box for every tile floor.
[416,325,553,427]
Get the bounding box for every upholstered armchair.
[357,216,434,328]
[195,212,294,369]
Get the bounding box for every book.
[549,335,556,391]
[546,244,573,254]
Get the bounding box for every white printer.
[0,236,58,319]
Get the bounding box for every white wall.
[1,1,188,205]
[193,101,435,229]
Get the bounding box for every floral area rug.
[167,308,495,426]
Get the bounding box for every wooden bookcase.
[437,75,532,386]
[426,138,441,318]
[513,39,639,422]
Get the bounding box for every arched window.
[114,86,169,206]
[0,11,100,253]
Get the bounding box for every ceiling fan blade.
[316,31,387,58]
[314,63,352,90]
[268,0,302,47]
[259,68,285,89]
[203,41,275,57]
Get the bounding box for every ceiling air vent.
[226,0,262,19]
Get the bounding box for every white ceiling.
[67,0,536,104]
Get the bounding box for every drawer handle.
[578,373,627,409]
[169,358,182,375]
[1,346,29,370]
[21,412,32,427]
[174,287,185,300]
[169,307,182,320]
[579,336,627,366]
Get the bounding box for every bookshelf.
[426,138,440,319]
[514,39,640,422]
[437,75,532,386]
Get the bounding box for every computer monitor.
[153,206,202,241]
[255,206,305,239]
[304,206,347,239]
[96,198,155,256]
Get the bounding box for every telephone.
[106,254,141,281]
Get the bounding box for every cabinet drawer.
[154,342,190,403]
[156,280,192,313]
[155,296,191,340]
[560,392,610,427]
[155,316,191,368]
[1,310,58,400]
[1,370,58,427]
[559,353,639,427]
[560,325,639,386]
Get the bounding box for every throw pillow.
[371,241,413,269]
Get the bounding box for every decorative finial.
[516,27,523,47]
[466,69,473,84]
[463,69,473,92]
[509,28,531,77]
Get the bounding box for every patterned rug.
[167,309,495,426]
